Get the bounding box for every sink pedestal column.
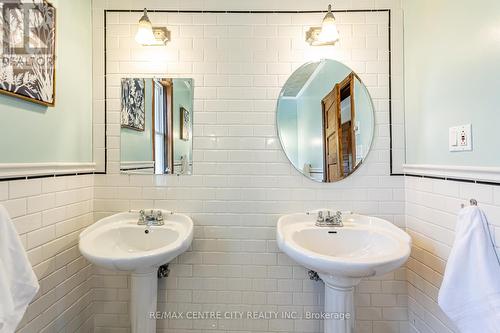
[130,270,158,333]
[319,274,361,333]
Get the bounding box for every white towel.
[0,205,39,333]
[438,206,500,332]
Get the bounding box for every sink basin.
[79,211,192,272]
[277,211,411,333]
[79,210,193,333]
[277,212,410,278]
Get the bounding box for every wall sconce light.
[306,4,340,46]
[135,8,170,46]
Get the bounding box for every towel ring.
[461,198,478,208]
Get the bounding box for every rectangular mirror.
[120,78,193,175]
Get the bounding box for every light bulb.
[318,5,340,44]
[135,8,155,45]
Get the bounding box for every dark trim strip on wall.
[0,172,98,183]
[105,9,391,14]
[3,172,497,186]
[103,10,108,174]
[386,10,403,177]
[404,173,500,186]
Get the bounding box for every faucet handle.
[317,211,324,222]
[156,210,163,221]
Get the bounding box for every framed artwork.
[0,0,56,106]
[121,78,145,131]
[180,106,190,141]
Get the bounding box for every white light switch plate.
[449,124,472,152]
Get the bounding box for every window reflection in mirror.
[277,60,375,183]
[120,78,193,175]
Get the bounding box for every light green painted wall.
[404,0,500,166]
[0,0,92,163]
[121,81,153,162]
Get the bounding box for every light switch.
[449,128,458,147]
[449,124,472,152]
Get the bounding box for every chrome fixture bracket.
[141,27,170,46]
[151,27,170,44]
[305,27,322,44]
[461,198,478,208]
[306,26,339,46]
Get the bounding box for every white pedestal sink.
[79,210,193,333]
[277,211,411,333]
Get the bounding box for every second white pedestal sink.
[277,211,411,333]
[79,210,193,333]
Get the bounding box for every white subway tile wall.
[91,0,408,332]
[406,177,500,333]
[1,175,95,333]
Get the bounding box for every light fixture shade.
[135,8,155,45]
[306,4,340,46]
[318,5,340,43]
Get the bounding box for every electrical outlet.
[449,124,472,152]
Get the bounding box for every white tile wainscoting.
[406,176,500,333]
[7,173,500,333]
[90,0,408,332]
[0,175,94,333]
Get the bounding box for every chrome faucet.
[138,209,164,226]
[316,210,343,227]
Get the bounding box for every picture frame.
[180,106,190,141]
[0,0,56,106]
[121,78,145,131]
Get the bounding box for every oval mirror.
[276,59,375,183]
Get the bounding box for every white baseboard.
[0,162,96,179]
[403,164,500,183]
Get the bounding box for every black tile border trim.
[105,9,389,14]
[0,172,100,183]
[404,173,500,186]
